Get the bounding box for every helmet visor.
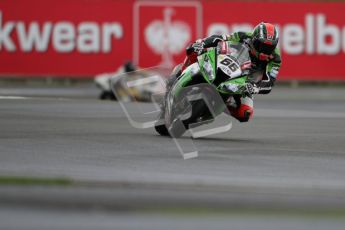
[253,39,276,55]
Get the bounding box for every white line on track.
[256,109,345,118]
[0,96,32,100]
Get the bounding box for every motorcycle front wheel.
[154,123,170,136]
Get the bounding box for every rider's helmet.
[251,22,279,59]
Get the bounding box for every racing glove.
[186,41,205,55]
[244,82,260,96]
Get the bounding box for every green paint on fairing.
[199,49,217,84]
[173,43,248,98]
[172,66,194,98]
[199,48,246,95]
[217,76,247,95]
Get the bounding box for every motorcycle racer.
[169,22,282,122]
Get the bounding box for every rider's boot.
[226,96,254,123]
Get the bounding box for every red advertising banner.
[1,0,345,80]
[0,0,133,77]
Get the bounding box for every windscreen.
[217,41,250,65]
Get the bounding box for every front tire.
[99,91,117,100]
[154,123,170,136]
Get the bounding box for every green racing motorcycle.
[154,40,253,138]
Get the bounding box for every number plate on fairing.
[217,54,241,78]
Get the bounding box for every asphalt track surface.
[1,86,345,229]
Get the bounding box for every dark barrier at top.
[0,0,345,80]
